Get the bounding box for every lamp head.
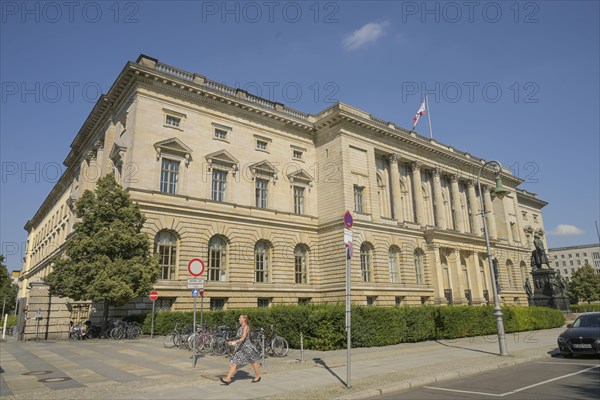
[493,175,509,199]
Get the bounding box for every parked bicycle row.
[69,320,143,341]
[163,322,289,357]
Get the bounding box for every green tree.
[567,264,600,304]
[0,255,18,314]
[45,174,159,330]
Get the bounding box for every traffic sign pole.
[149,291,158,339]
[192,293,197,368]
[343,211,353,388]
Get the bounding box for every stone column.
[432,168,446,229]
[450,175,464,233]
[410,161,425,225]
[467,180,481,235]
[387,154,403,222]
[482,185,498,239]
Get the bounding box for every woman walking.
[220,315,261,384]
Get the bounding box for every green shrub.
[142,304,565,350]
[570,304,600,313]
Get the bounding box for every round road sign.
[344,211,353,229]
[188,258,205,277]
[149,290,158,301]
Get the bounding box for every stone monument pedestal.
[531,268,570,312]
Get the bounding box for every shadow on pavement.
[313,358,345,385]
[434,340,499,356]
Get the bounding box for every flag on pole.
[412,99,426,129]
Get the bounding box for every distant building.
[19,55,549,324]
[549,244,600,281]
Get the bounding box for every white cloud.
[343,21,389,51]
[550,224,584,236]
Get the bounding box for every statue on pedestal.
[530,235,550,270]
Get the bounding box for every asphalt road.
[375,356,600,400]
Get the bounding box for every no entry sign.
[149,290,159,301]
[188,258,205,277]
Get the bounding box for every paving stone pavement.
[0,327,569,400]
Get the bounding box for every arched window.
[360,243,373,283]
[389,247,399,283]
[414,248,425,284]
[461,255,470,289]
[479,256,487,290]
[155,231,177,280]
[294,245,308,284]
[255,241,271,283]
[520,261,527,286]
[207,236,227,282]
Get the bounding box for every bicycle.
[253,324,289,357]
[163,322,183,348]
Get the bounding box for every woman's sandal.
[251,377,261,383]
[220,377,231,385]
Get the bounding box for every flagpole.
[425,95,433,139]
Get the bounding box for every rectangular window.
[366,296,376,306]
[292,149,303,160]
[533,214,538,222]
[255,178,268,208]
[298,298,311,305]
[395,296,404,306]
[257,298,271,308]
[293,186,305,214]
[563,269,568,275]
[214,128,228,140]
[577,260,581,265]
[571,268,575,273]
[522,211,527,220]
[568,254,572,258]
[570,261,573,266]
[210,298,226,310]
[354,185,364,213]
[165,115,181,127]
[256,140,268,151]
[561,254,565,258]
[158,244,176,280]
[160,159,179,194]
[562,261,566,267]
[555,262,559,267]
[211,169,227,202]
[295,253,307,284]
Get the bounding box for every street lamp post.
[477,160,509,356]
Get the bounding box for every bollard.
[300,332,304,362]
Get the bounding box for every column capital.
[450,174,460,183]
[466,179,476,188]
[387,153,401,164]
[410,161,421,172]
[432,167,443,177]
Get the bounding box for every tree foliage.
[567,264,600,304]
[45,174,159,325]
[0,255,18,314]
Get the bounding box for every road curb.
[340,352,551,399]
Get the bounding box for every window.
[561,254,565,259]
[294,245,308,284]
[160,159,179,194]
[414,249,425,284]
[533,214,538,222]
[155,231,177,280]
[165,115,181,127]
[360,243,372,282]
[575,253,580,257]
[395,296,405,306]
[522,211,528,220]
[555,262,559,267]
[293,186,305,214]
[563,269,568,275]
[211,169,227,202]
[577,260,581,265]
[354,185,364,213]
[562,261,566,267]
[292,149,303,160]
[571,268,575,273]
[506,261,513,288]
[366,296,376,306]
[570,261,573,266]
[583,252,588,257]
[155,298,174,312]
[214,128,228,140]
[388,247,399,283]
[568,254,572,258]
[254,241,270,283]
[257,298,272,308]
[255,178,268,208]
[207,236,227,282]
[210,298,226,310]
[256,140,268,151]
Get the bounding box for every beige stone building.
[19,55,549,323]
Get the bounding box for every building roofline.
[549,243,600,251]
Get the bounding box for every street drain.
[22,371,52,376]
[38,377,72,383]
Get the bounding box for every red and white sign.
[188,258,205,277]
[149,290,159,301]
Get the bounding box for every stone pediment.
[287,168,314,185]
[205,150,239,167]
[154,137,193,165]
[250,160,278,181]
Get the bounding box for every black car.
[557,312,600,357]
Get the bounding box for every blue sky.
[1,1,599,271]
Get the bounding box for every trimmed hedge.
[143,304,564,351]
[570,304,600,313]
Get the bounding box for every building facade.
[549,244,600,280]
[19,55,549,320]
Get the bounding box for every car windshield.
[572,315,600,328]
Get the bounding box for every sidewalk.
[0,327,565,399]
